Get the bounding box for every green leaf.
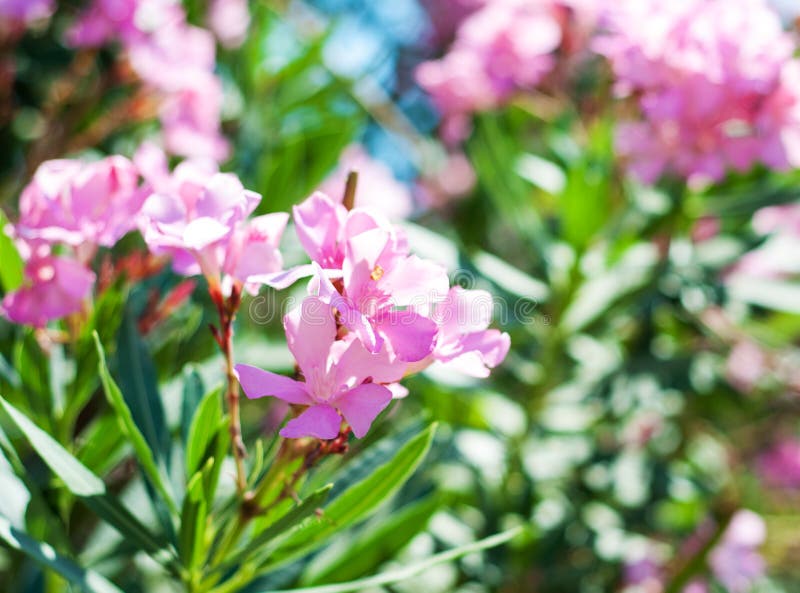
[262,527,523,593]
[115,308,170,465]
[300,496,440,585]
[93,332,178,515]
[185,386,223,479]
[262,424,437,570]
[0,397,175,567]
[0,210,23,292]
[181,368,205,445]
[218,484,332,571]
[178,471,208,571]
[0,514,124,593]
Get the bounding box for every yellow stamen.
[370,264,384,281]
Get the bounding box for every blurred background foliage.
[2,1,800,593]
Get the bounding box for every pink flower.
[69,1,228,162]
[2,256,95,327]
[0,0,54,24]
[597,0,800,184]
[411,287,510,377]
[16,156,143,255]
[313,221,449,362]
[757,438,800,489]
[236,297,406,439]
[136,144,286,293]
[416,0,567,142]
[318,145,414,221]
[207,0,250,49]
[709,510,766,593]
[67,0,183,47]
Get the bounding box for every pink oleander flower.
[409,287,509,377]
[313,222,449,362]
[67,0,183,47]
[137,150,283,293]
[596,0,800,184]
[69,1,228,163]
[416,0,567,143]
[709,510,766,593]
[318,145,414,221]
[16,157,143,257]
[236,296,406,439]
[1,256,95,327]
[0,0,53,24]
[758,438,800,489]
[207,0,250,48]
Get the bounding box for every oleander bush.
[1,2,800,593]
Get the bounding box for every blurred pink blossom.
[16,156,143,256]
[1,256,95,327]
[597,0,800,184]
[69,1,228,162]
[207,0,250,49]
[758,438,800,489]
[0,0,54,25]
[416,0,564,143]
[709,510,767,593]
[728,202,800,279]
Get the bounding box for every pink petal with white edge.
[283,297,337,374]
[335,383,393,438]
[280,404,342,440]
[235,364,312,405]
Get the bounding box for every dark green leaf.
[0,514,123,593]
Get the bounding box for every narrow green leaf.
[263,527,523,593]
[185,387,223,479]
[115,309,170,465]
[261,424,437,570]
[301,496,440,585]
[0,514,124,593]
[219,484,332,571]
[178,471,208,570]
[93,332,178,515]
[0,211,24,292]
[0,397,174,566]
[181,369,205,445]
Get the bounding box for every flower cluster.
[1,145,286,325]
[237,191,510,440]
[416,0,593,144]
[135,143,287,296]
[596,0,800,185]
[2,156,143,326]
[68,0,234,161]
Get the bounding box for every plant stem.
[210,283,247,495]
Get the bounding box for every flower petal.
[283,296,337,374]
[374,309,438,362]
[280,404,341,440]
[235,364,311,404]
[335,383,393,438]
